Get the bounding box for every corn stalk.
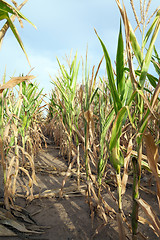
[115,0,160,238]
[95,21,133,213]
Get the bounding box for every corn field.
[0,0,160,239]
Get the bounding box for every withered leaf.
[0,75,35,94]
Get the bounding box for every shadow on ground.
[0,144,159,240]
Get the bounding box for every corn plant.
[18,81,43,160]
[2,76,46,207]
[45,1,160,238]
[95,21,133,214]
[0,75,36,209]
[114,0,160,238]
[97,80,114,193]
[50,53,80,162]
[80,52,100,181]
[0,0,37,209]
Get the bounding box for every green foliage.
[0,0,36,65]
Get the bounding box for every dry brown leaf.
[12,156,19,196]
[137,89,158,120]
[11,123,18,138]
[60,155,77,197]
[0,75,35,94]
[138,216,157,235]
[93,55,104,90]
[117,213,126,240]
[0,217,42,234]
[11,0,18,8]
[3,124,10,141]
[90,119,95,145]
[78,85,83,104]
[115,0,139,89]
[5,155,17,206]
[89,66,95,97]
[18,146,37,186]
[0,224,17,236]
[144,132,160,207]
[73,124,85,143]
[100,196,116,214]
[19,167,33,188]
[84,110,93,123]
[6,156,16,184]
[0,136,5,168]
[137,198,160,236]
[144,133,159,173]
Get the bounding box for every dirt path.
[25,145,120,240]
[0,144,159,240]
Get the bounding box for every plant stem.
[77,144,80,190]
[116,165,122,212]
[131,155,141,239]
[85,120,90,181]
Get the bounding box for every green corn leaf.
[56,58,69,85]
[90,87,99,105]
[70,57,75,75]
[151,47,160,75]
[109,107,126,150]
[130,28,143,67]
[116,20,125,101]
[95,30,122,114]
[21,80,26,93]
[64,68,71,84]
[0,1,36,66]
[151,58,160,75]
[71,60,80,103]
[110,105,135,150]
[142,13,160,50]
[147,73,158,88]
[83,61,90,111]
[28,100,42,118]
[22,82,35,98]
[136,69,158,88]
[4,13,30,65]
[101,108,114,143]
[110,142,124,171]
[9,135,15,147]
[52,80,69,105]
[115,0,143,66]
[126,67,159,89]
[138,78,160,145]
[70,53,78,86]
[140,12,160,87]
[98,105,114,183]
[22,115,28,130]
[31,86,43,102]
[153,45,160,62]
[56,76,68,95]
[98,150,109,184]
[0,0,36,28]
[123,75,133,105]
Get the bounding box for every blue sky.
[0,0,159,94]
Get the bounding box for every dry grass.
[0,76,46,209]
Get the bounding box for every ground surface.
[0,144,159,240]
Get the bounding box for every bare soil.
[0,144,159,240]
